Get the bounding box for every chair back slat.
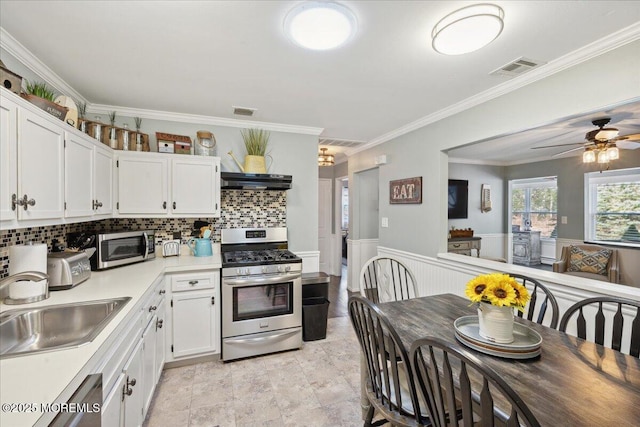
[479,378,495,427]
[631,308,640,358]
[360,256,418,304]
[509,273,559,329]
[410,337,540,427]
[348,295,428,425]
[612,304,624,352]
[559,296,640,358]
[595,302,606,345]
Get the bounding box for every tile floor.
[144,314,364,427]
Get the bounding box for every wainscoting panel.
[347,239,379,292]
[295,251,320,274]
[474,233,506,260]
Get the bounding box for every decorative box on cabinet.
[512,231,541,266]
[448,237,481,257]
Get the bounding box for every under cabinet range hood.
[221,172,292,190]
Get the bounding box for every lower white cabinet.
[122,340,144,427]
[141,316,157,417]
[101,373,126,427]
[155,302,166,381]
[168,271,220,360]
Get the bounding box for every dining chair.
[410,336,541,427]
[360,256,418,303]
[509,273,560,329]
[348,295,430,427]
[559,296,640,358]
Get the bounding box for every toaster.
[47,251,92,290]
[162,240,181,257]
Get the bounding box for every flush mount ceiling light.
[284,1,357,50]
[318,148,335,166]
[432,3,504,55]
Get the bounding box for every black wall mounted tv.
[448,179,468,219]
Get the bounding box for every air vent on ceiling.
[319,138,365,148]
[490,57,545,77]
[233,106,257,116]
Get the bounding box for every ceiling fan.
[531,118,640,161]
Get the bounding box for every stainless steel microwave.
[67,230,156,270]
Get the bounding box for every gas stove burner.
[223,249,301,266]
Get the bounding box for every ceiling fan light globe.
[607,145,619,160]
[583,150,596,163]
[597,150,609,164]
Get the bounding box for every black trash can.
[302,297,330,341]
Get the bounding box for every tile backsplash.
[0,190,287,278]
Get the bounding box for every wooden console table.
[448,237,481,257]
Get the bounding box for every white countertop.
[0,251,221,427]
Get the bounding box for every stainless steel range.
[221,227,303,361]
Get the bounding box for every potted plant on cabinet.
[22,80,68,121]
[228,128,272,173]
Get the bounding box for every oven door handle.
[224,273,301,286]
[225,329,300,344]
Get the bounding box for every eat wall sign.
[390,177,422,204]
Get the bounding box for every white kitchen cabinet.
[0,94,18,222]
[101,373,125,427]
[169,271,219,359]
[116,151,220,217]
[94,144,114,216]
[117,154,168,215]
[122,340,144,427]
[65,132,95,218]
[64,131,114,219]
[17,101,65,221]
[141,316,157,418]
[154,301,166,382]
[172,156,220,215]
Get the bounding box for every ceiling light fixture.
[583,142,621,171]
[318,148,335,166]
[432,4,504,55]
[284,1,357,50]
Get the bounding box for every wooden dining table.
[375,293,640,427]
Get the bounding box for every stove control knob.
[277,265,284,273]
[262,266,267,273]
[236,268,242,275]
[244,268,250,275]
[285,265,291,272]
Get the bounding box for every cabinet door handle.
[162,201,167,209]
[127,377,136,387]
[125,387,133,396]
[96,201,103,208]
[156,319,163,329]
[211,296,215,305]
[173,201,176,209]
[11,194,17,211]
[453,243,460,248]
[149,305,157,312]
[188,280,199,285]
[159,289,166,295]
[18,195,36,210]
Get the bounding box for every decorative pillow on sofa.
[567,246,612,276]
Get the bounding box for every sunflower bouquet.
[465,273,530,312]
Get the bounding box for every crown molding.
[0,27,87,103]
[87,103,324,136]
[346,22,640,157]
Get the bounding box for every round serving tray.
[454,316,543,360]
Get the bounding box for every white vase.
[477,302,515,343]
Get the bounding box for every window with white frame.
[511,177,558,238]
[585,167,640,246]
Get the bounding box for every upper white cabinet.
[94,144,114,216]
[65,132,95,218]
[16,102,65,221]
[0,95,18,222]
[116,151,220,217]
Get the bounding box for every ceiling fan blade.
[531,142,584,149]
[617,140,640,150]
[551,146,585,157]
[614,133,640,142]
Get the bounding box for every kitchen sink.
[0,297,131,358]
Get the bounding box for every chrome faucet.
[0,271,49,305]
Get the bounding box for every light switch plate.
[381,217,389,228]
[561,216,568,224]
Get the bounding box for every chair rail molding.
[348,239,379,292]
